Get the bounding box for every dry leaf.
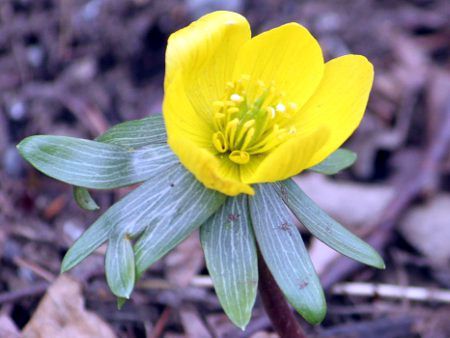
[179,305,212,338]
[295,173,394,229]
[22,275,116,338]
[165,231,204,287]
[0,314,20,338]
[400,194,450,265]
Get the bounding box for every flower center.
[211,75,298,165]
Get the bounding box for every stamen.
[211,75,299,165]
[230,94,244,103]
[229,150,250,164]
[212,132,228,153]
[276,103,286,113]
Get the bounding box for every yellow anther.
[215,113,226,120]
[211,76,299,162]
[212,132,228,153]
[227,107,239,114]
[241,127,255,151]
[243,119,255,129]
[266,106,276,118]
[230,93,244,103]
[225,118,239,147]
[276,103,286,113]
[229,150,250,164]
[235,119,256,146]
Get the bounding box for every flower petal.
[233,23,324,108]
[243,128,329,184]
[169,135,254,196]
[294,55,374,167]
[164,74,213,148]
[165,11,251,121]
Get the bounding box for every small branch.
[0,282,48,304]
[332,282,450,303]
[258,251,307,338]
[149,307,172,338]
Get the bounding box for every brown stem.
[258,251,307,338]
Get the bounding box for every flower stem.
[258,251,308,338]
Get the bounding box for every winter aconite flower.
[164,11,373,196]
[17,10,384,332]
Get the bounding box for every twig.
[149,307,172,338]
[13,256,56,282]
[258,251,307,338]
[321,99,450,289]
[332,282,450,303]
[138,276,213,290]
[0,282,48,304]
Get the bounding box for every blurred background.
[0,0,449,337]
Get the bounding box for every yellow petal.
[164,74,213,148]
[294,55,374,167]
[165,11,250,121]
[233,23,324,108]
[169,136,254,196]
[243,128,329,184]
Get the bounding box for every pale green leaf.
[309,148,357,175]
[201,195,257,330]
[61,163,181,272]
[105,232,135,298]
[249,184,326,324]
[17,135,177,189]
[277,179,385,269]
[73,114,167,210]
[134,168,226,278]
[73,186,99,211]
[96,114,167,147]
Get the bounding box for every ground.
[0,0,449,337]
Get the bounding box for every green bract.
[17,114,384,329]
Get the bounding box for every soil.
[1,0,449,337]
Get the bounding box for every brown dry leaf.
[250,332,279,338]
[0,314,20,338]
[22,275,116,338]
[295,173,394,275]
[179,305,212,338]
[295,173,394,229]
[165,231,204,287]
[400,194,450,265]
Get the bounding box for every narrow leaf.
[96,114,167,147]
[134,168,226,277]
[73,186,99,211]
[61,163,180,272]
[249,184,326,324]
[105,232,135,298]
[309,148,357,175]
[200,195,257,330]
[117,297,127,309]
[277,179,385,269]
[17,135,177,189]
[73,114,167,210]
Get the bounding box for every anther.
[276,103,286,113]
[230,94,244,103]
[227,107,239,114]
[212,132,228,153]
[229,150,250,164]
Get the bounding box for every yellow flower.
[163,11,373,196]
